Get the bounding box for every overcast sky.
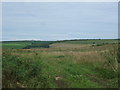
[2,2,118,41]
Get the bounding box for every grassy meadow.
[2,39,119,88]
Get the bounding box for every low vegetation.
[2,39,119,88]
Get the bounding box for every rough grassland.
[2,40,119,88]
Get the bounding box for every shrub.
[2,51,49,88]
[101,47,118,73]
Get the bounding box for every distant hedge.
[23,45,49,49]
[23,43,51,49]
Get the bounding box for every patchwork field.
[2,39,119,88]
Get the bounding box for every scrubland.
[2,40,119,88]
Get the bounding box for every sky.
[2,2,118,41]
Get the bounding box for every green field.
[2,41,55,49]
[2,41,31,49]
[2,39,119,88]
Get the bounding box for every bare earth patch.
[55,76,68,88]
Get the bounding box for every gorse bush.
[2,50,49,88]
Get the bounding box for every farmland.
[2,39,119,88]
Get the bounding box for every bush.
[101,48,118,73]
[94,67,118,79]
[23,44,50,49]
[2,51,49,88]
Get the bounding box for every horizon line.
[1,38,119,42]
